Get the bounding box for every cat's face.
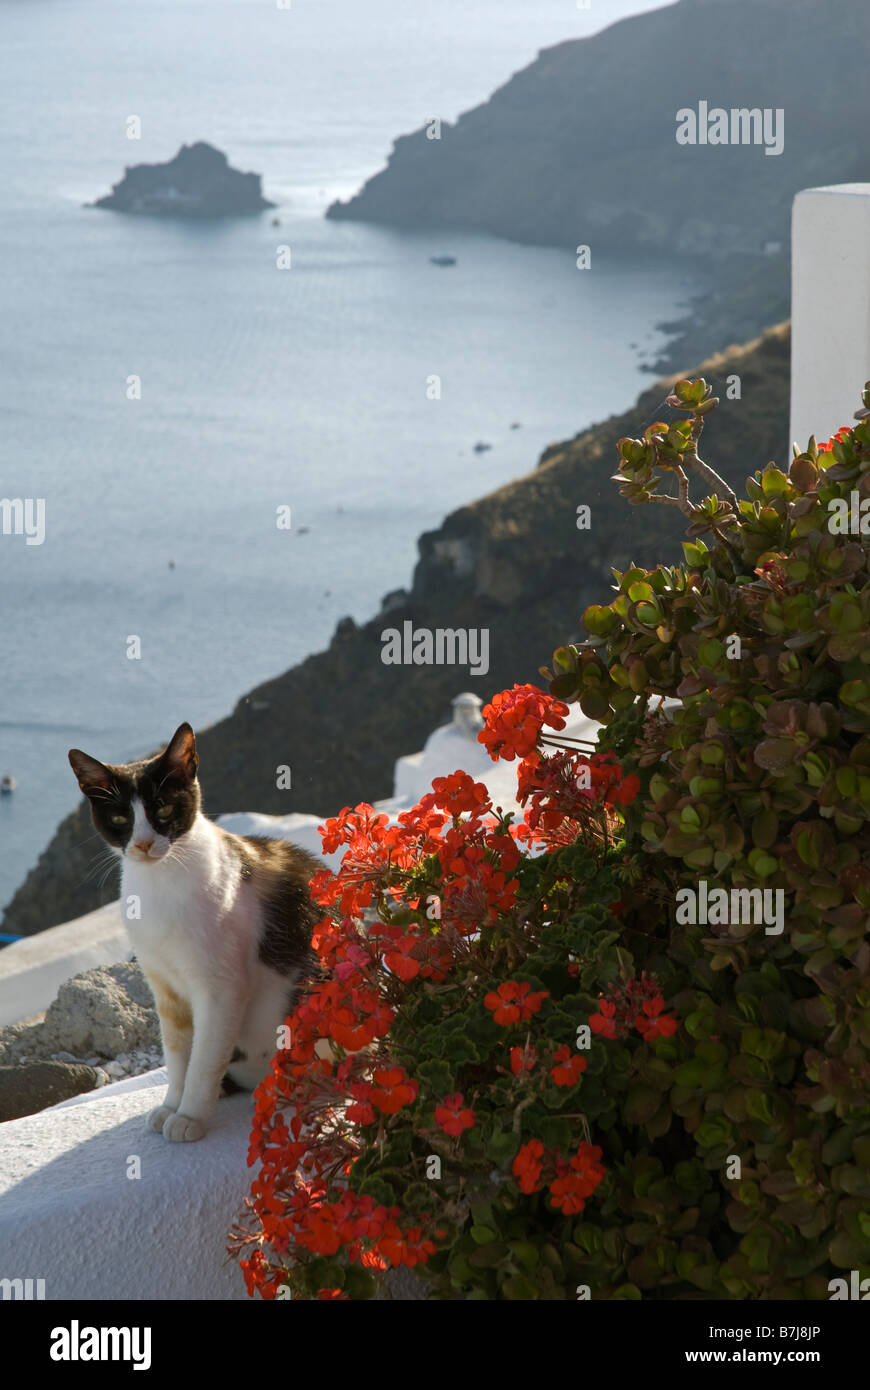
[68,723,201,865]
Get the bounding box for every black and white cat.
[68,723,321,1142]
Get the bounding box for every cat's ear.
[159,723,198,783]
[68,749,115,799]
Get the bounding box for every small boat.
[0,775,16,794]
[473,441,492,454]
[430,255,457,267]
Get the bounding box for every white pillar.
[790,184,870,452]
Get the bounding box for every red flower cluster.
[231,783,539,1296]
[589,974,679,1043]
[515,749,640,849]
[817,426,851,453]
[478,684,568,762]
[436,818,521,929]
[549,1143,607,1215]
[231,675,628,1300]
[512,1139,606,1213]
[579,753,641,808]
[431,770,491,818]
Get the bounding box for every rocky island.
[93,141,274,217]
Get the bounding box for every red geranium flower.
[346,1080,376,1125]
[510,1044,538,1075]
[434,1093,476,1137]
[817,426,851,453]
[484,980,549,1026]
[431,770,491,817]
[634,995,679,1041]
[512,1138,546,1195]
[377,1223,437,1268]
[550,1044,587,1087]
[478,684,568,762]
[383,932,422,982]
[369,1066,418,1115]
[589,997,618,1039]
[549,1142,606,1214]
[589,975,679,1043]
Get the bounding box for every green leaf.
[470,1225,498,1245]
[501,1272,540,1300]
[580,688,611,721]
[583,605,618,638]
[508,1241,540,1272]
[550,672,578,699]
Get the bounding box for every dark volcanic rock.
[0,1062,100,1122]
[1,326,791,938]
[93,141,274,216]
[327,0,869,258]
[327,0,868,365]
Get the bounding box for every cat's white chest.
[119,820,251,986]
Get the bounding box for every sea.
[0,0,697,917]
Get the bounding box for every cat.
[68,722,322,1142]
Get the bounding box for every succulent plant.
[540,381,870,1293]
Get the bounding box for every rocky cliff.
[327,0,867,367]
[328,0,868,256]
[93,142,274,216]
[1,324,791,938]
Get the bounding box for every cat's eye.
[110,814,128,826]
[155,805,173,821]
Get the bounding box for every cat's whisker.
[73,854,120,895]
[73,830,113,852]
[96,861,120,894]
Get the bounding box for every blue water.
[0,0,691,915]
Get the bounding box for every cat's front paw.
[162,1111,206,1143]
[146,1103,177,1133]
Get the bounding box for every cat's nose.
[133,838,154,854]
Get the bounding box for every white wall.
[790,184,870,451]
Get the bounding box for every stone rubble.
[51,1046,165,1085]
[0,963,164,1116]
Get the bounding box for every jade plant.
[544,379,870,1290]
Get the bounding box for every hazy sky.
[571,0,676,36]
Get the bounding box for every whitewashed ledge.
[0,1067,428,1301]
[0,1069,252,1300]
